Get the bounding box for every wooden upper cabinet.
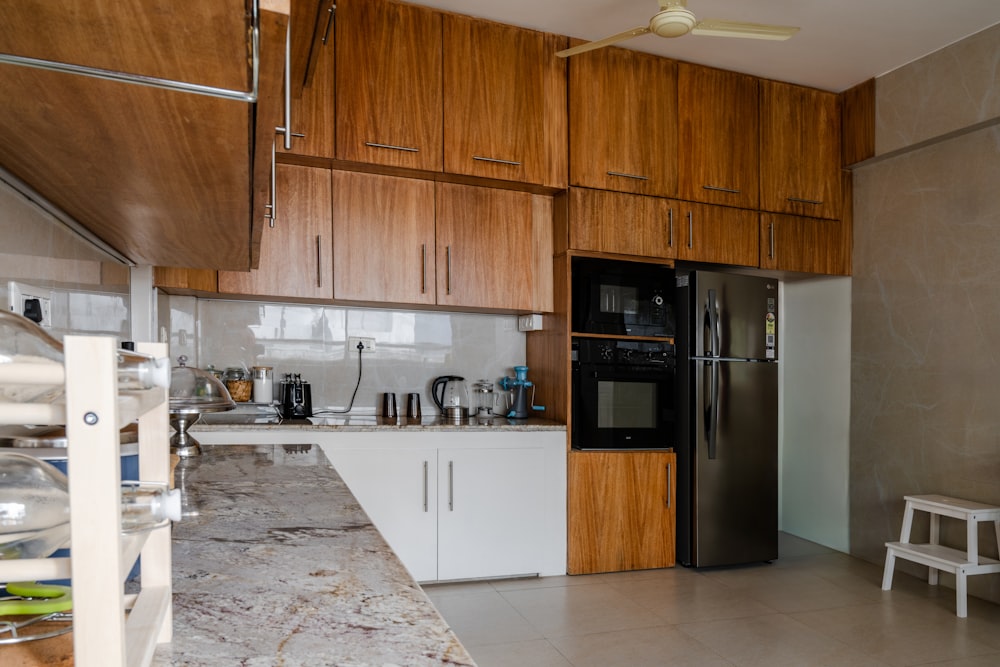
[332,171,437,305]
[336,0,443,170]
[219,164,333,300]
[278,0,336,158]
[759,213,851,275]
[760,80,842,220]
[569,45,677,197]
[677,63,759,209]
[676,202,758,267]
[568,188,675,259]
[443,15,567,188]
[436,183,550,311]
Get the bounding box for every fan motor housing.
[650,7,697,37]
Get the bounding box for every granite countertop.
[151,444,475,667]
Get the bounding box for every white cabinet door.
[325,447,438,582]
[437,446,546,581]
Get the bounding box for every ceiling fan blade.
[555,27,652,58]
[691,19,799,41]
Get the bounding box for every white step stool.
[882,494,1000,618]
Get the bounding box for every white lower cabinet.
[320,431,565,582]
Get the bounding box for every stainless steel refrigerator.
[675,269,779,567]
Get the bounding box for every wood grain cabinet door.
[335,0,443,170]
[567,188,676,259]
[759,213,851,275]
[331,171,437,305]
[677,63,759,209]
[676,203,759,267]
[569,45,677,197]
[218,164,333,300]
[760,80,842,220]
[568,451,676,574]
[435,183,537,311]
[443,14,567,187]
[277,0,336,158]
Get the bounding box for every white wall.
[779,277,851,552]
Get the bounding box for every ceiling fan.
[555,0,800,58]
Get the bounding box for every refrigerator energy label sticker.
[765,312,776,359]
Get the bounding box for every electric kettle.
[431,375,470,423]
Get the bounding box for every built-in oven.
[571,338,676,450]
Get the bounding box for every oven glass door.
[573,365,674,450]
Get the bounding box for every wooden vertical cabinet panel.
[568,450,676,574]
[336,0,443,170]
[443,14,567,187]
[219,164,333,299]
[759,212,851,275]
[278,0,336,158]
[436,183,541,311]
[569,45,677,197]
[677,63,759,209]
[331,171,437,305]
[676,202,759,267]
[760,80,842,220]
[567,188,676,259]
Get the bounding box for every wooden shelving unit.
[0,337,172,666]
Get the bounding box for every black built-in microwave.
[571,258,675,337]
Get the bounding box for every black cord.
[314,342,364,415]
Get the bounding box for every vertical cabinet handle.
[275,22,305,148]
[686,211,694,249]
[768,222,775,260]
[315,235,322,287]
[666,462,672,509]
[445,246,452,295]
[321,2,335,45]
[448,460,454,511]
[264,141,276,227]
[422,460,428,512]
[420,244,426,294]
[667,208,674,248]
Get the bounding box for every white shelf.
[0,336,172,665]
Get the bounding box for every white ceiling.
[406,0,1000,92]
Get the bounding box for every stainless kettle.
[431,375,470,422]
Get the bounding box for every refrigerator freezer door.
[692,358,778,567]
[693,272,777,361]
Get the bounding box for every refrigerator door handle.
[707,359,719,460]
[706,288,719,358]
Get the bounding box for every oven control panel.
[574,338,675,367]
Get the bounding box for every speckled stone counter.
[193,412,564,432]
[151,444,475,667]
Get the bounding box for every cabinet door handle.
[365,141,419,153]
[316,235,323,287]
[787,196,823,205]
[420,244,427,294]
[321,3,335,45]
[445,246,452,295]
[702,184,740,194]
[687,210,694,249]
[448,460,454,511]
[273,24,305,150]
[473,155,521,166]
[667,208,674,248]
[666,462,672,509]
[422,460,429,512]
[264,141,276,228]
[769,222,775,260]
[607,170,649,181]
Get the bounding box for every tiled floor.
[424,534,1000,666]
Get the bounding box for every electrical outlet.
[518,314,544,332]
[8,281,53,328]
[348,336,376,353]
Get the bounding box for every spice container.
[252,366,274,404]
[223,367,252,402]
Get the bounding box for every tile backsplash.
[165,295,528,415]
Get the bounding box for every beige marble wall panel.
[851,125,1000,604]
[875,23,1000,156]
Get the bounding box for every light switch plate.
[518,314,543,332]
[8,281,53,327]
